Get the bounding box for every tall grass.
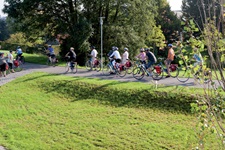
[0,72,220,150]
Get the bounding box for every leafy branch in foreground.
[180,0,225,149]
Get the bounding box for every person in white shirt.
[122,47,129,64]
[109,47,121,67]
[90,46,98,65]
[7,50,15,73]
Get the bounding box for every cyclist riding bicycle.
[90,46,98,65]
[193,46,203,67]
[164,44,175,78]
[16,46,23,60]
[109,47,121,69]
[65,47,76,67]
[122,47,129,65]
[145,48,157,72]
[0,52,7,77]
[136,48,146,64]
[47,45,55,59]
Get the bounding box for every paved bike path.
[1,63,220,89]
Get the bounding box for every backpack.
[149,51,157,63]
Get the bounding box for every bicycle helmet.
[90,46,95,49]
[168,44,173,47]
[124,47,128,51]
[145,48,150,51]
[114,47,118,51]
[140,48,144,52]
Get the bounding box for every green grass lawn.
[0,72,222,150]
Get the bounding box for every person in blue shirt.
[46,45,56,59]
[193,46,203,67]
[16,46,23,60]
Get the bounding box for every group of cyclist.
[82,43,203,78]
[0,46,24,77]
[1,42,203,78]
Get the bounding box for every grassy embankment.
[0,72,222,150]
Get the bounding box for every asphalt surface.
[1,63,221,89]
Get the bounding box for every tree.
[3,0,165,63]
[179,0,225,148]
[0,18,10,41]
[155,0,181,42]
[182,0,223,33]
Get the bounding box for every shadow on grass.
[38,78,195,114]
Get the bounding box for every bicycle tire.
[176,66,191,82]
[95,62,102,72]
[133,67,145,80]
[102,64,112,76]
[85,61,92,71]
[117,66,127,77]
[21,56,25,64]
[73,62,78,73]
[169,65,179,78]
[14,66,23,72]
[52,58,56,67]
[65,62,70,73]
[195,69,212,84]
[46,59,51,66]
[152,66,164,80]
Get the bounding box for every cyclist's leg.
[146,61,154,75]
[165,59,172,77]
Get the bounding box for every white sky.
[0,0,6,17]
[0,0,182,17]
[167,0,182,10]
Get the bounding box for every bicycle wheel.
[117,66,127,77]
[52,58,56,67]
[95,61,102,72]
[177,66,191,83]
[14,66,23,72]
[152,66,164,80]
[73,62,78,73]
[169,65,179,78]
[85,61,92,71]
[196,69,212,84]
[133,67,145,80]
[20,56,25,64]
[102,64,112,76]
[65,62,70,73]
[46,59,51,66]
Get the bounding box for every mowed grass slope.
[0,72,220,150]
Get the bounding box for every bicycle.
[102,59,127,77]
[13,59,23,72]
[132,62,154,80]
[177,64,212,83]
[85,58,102,72]
[46,54,57,67]
[65,57,77,74]
[150,58,179,80]
[16,55,25,66]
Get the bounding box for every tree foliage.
[0,18,10,41]
[182,0,223,33]
[3,0,168,64]
[155,0,181,42]
[179,0,225,148]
